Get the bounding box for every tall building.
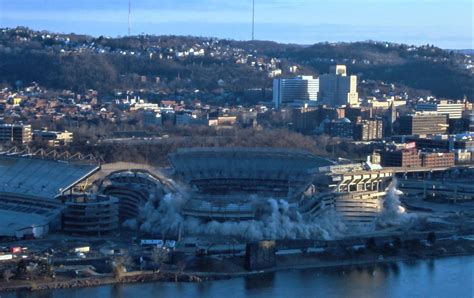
[273,75,319,109]
[328,118,353,138]
[416,100,464,119]
[292,107,320,133]
[385,102,397,135]
[319,65,358,107]
[353,119,383,141]
[0,124,32,144]
[470,109,474,132]
[397,113,448,135]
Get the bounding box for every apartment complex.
[353,119,383,141]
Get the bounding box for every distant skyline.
[0,0,472,49]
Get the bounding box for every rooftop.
[0,154,100,200]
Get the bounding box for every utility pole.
[252,0,255,40]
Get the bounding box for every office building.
[273,76,319,109]
[33,130,73,147]
[319,65,359,107]
[380,149,421,167]
[416,100,464,119]
[0,124,32,144]
[397,113,448,135]
[420,152,455,168]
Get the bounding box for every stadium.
[169,147,393,226]
[0,146,395,240]
[0,150,100,238]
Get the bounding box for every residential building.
[353,119,383,141]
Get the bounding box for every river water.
[5,256,473,298]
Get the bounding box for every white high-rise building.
[319,65,358,107]
[273,75,319,109]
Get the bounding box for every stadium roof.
[0,155,100,200]
[169,147,334,196]
[170,147,333,179]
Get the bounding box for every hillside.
[0,27,472,102]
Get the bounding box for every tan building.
[33,130,73,147]
[319,65,359,107]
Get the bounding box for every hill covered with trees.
[0,27,472,102]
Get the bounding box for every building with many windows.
[353,119,384,141]
[62,194,119,236]
[33,130,73,147]
[319,65,358,107]
[398,113,448,135]
[0,124,32,144]
[273,76,319,109]
[416,100,464,119]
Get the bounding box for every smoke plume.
[377,178,418,228]
[128,192,347,241]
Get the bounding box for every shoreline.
[1,251,472,293]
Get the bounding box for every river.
[4,256,473,298]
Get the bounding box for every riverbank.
[1,247,473,293]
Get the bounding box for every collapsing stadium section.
[128,147,395,240]
[0,146,397,240]
[99,170,168,222]
[169,148,393,225]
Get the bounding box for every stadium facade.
[62,194,119,235]
[99,170,166,222]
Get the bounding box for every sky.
[0,0,472,49]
